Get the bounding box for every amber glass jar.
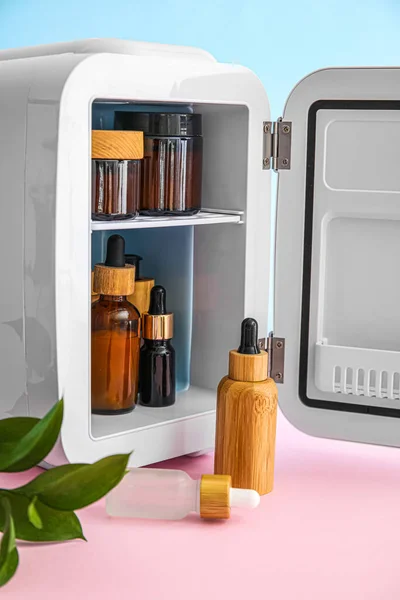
[91,130,143,221]
[91,235,140,414]
[92,159,141,221]
[114,113,203,216]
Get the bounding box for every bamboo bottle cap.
[128,278,155,315]
[125,254,155,315]
[200,474,231,520]
[228,318,269,382]
[91,271,100,303]
[93,263,135,296]
[93,234,135,296]
[228,350,269,382]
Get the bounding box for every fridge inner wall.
[90,101,251,440]
[304,101,400,414]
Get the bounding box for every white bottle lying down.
[106,468,260,521]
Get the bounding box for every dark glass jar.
[114,112,203,216]
[92,159,141,221]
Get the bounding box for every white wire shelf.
[91,209,244,231]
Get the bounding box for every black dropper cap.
[125,254,142,280]
[149,286,167,315]
[237,318,260,355]
[104,235,126,267]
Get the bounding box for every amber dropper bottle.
[140,286,176,407]
[91,234,141,414]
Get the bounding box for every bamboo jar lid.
[228,349,269,382]
[93,263,135,296]
[92,130,144,160]
[200,474,231,520]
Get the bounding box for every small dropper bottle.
[106,468,260,521]
[140,286,176,407]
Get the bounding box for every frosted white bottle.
[106,468,260,521]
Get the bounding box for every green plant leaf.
[0,400,63,472]
[0,416,40,443]
[0,492,85,542]
[0,498,19,587]
[27,497,43,530]
[16,453,130,511]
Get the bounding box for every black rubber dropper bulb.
[105,234,125,267]
[125,254,142,280]
[237,318,261,355]
[149,285,167,315]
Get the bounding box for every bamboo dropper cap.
[228,318,268,382]
[91,272,100,303]
[125,254,155,315]
[199,474,261,519]
[200,475,231,519]
[93,235,135,296]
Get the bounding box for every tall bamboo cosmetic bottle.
[214,318,278,495]
[125,254,155,315]
[91,235,141,414]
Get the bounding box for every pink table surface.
[2,410,400,599]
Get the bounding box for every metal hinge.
[263,119,292,171]
[267,333,285,383]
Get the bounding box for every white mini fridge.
[0,38,399,468]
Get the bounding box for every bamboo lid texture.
[92,130,144,160]
[128,278,155,315]
[228,349,269,383]
[93,263,135,296]
[200,474,231,520]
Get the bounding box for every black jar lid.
[114,112,202,137]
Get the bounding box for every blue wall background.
[1,0,399,325]
[1,0,399,114]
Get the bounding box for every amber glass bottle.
[91,235,140,414]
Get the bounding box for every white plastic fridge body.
[0,42,271,466]
[4,40,399,465]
